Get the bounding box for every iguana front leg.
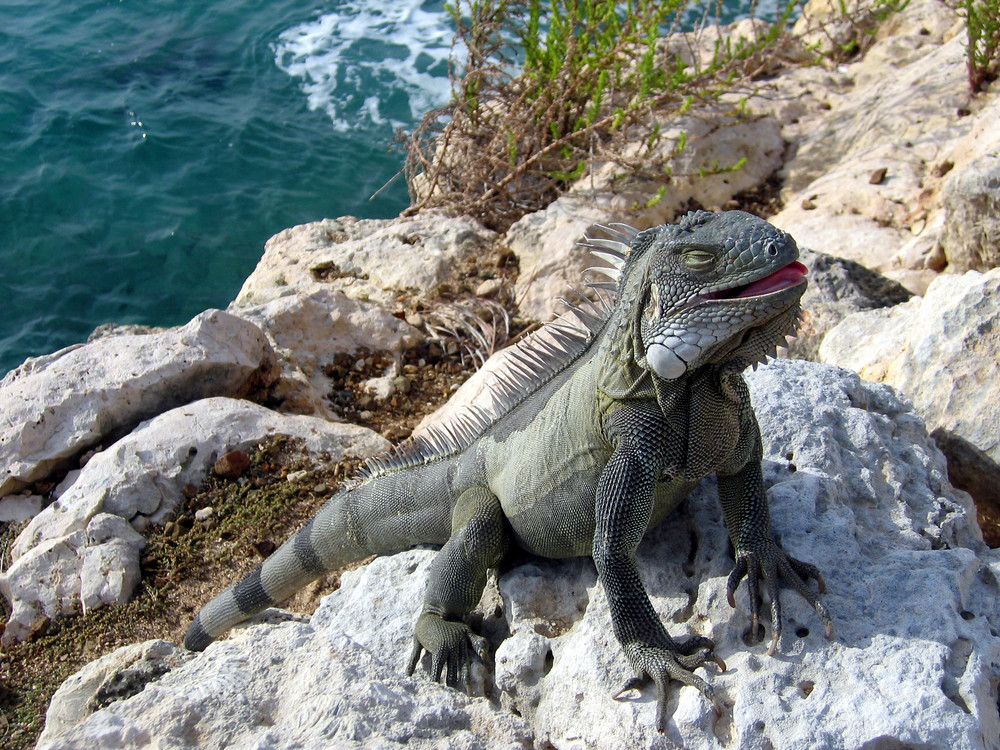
[718,437,833,655]
[407,486,507,688]
[593,405,724,732]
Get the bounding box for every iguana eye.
[682,249,715,270]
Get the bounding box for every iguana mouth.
[710,261,808,301]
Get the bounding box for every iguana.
[185,209,832,731]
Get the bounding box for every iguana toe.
[407,612,481,691]
[615,641,725,731]
[727,541,833,654]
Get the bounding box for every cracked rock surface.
[37,360,1000,750]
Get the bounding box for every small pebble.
[475,278,503,297]
[383,425,412,441]
[214,450,251,479]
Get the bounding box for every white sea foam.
[273,0,457,131]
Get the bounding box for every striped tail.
[184,489,372,651]
[184,466,454,651]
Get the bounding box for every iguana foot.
[406,612,488,690]
[613,640,725,732]
[726,541,834,655]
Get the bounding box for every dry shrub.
[402,0,816,232]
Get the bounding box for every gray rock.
[0,493,42,523]
[819,268,1000,465]
[787,246,913,360]
[0,397,390,645]
[0,309,278,498]
[232,289,422,417]
[37,360,1000,750]
[941,153,1000,272]
[38,639,192,747]
[233,213,497,310]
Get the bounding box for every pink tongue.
[736,261,808,298]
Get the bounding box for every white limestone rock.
[941,152,1000,272]
[758,0,1000,293]
[233,213,497,310]
[78,514,147,612]
[0,493,42,523]
[38,360,1000,750]
[0,309,278,498]
[38,615,533,749]
[0,397,389,645]
[507,196,613,323]
[38,639,192,747]
[786,246,914,361]
[819,268,1000,464]
[232,289,422,417]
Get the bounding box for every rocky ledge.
[32,360,1000,750]
[1,0,999,748]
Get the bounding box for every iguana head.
[593,210,807,379]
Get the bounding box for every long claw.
[406,639,422,676]
[653,673,670,733]
[767,630,779,657]
[726,558,748,608]
[470,633,490,662]
[711,695,724,716]
[613,675,648,700]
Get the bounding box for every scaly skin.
[185,210,832,732]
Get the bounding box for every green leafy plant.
[402,0,840,230]
[955,0,1000,91]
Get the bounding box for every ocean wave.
[273,0,456,131]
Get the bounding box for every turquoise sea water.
[1,0,768,376]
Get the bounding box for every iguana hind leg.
[407,486,508,689]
